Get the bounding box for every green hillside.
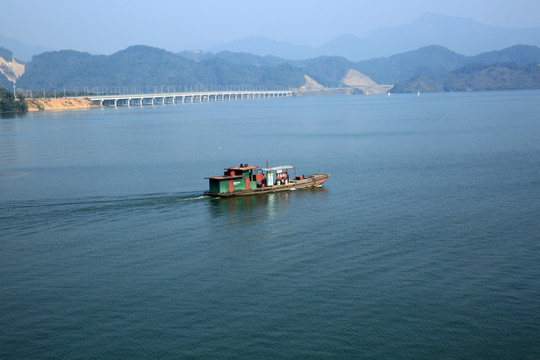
[355,45,468,84]
[19,46,197,89]
[443,63,540,92]
[470,45,540,65]
[12,44,540,93]
[18,46,305,91]
[391,63,540,93]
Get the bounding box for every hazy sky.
[2,0,540,54]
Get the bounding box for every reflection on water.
[204,187,330,254]
[0,113,19,120]
[208,192,277,223]
[207,187,329,221]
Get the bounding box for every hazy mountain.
[206,14,540,61]
[0,35,49,62]
[356,44,540,85]
[470,44,540,64]
[176,50,215,62]
[178,50,288,67]
[4,13,540,64]
[355,45,468,84]
[207,36,313,60]
[343,13,540,59]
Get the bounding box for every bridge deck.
[88,90,293,106]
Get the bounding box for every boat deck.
[205,174,329,197]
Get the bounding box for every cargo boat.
[204,163,329,197]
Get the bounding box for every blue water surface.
[1,91,539,359]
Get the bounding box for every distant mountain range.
[2,12,540,96]
[3,43,539,94]
[207,13,540,60]
[0,34,49,62]
[181,44,540,87]
[2,13,540,63]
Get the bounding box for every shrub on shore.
[0,87,28,113]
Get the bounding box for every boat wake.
[3,191,209,219]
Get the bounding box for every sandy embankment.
[295,70,393,96]
[25,98,99,111]
[341,69,393,94]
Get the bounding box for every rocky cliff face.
[0,57,25,84]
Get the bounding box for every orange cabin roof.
[226,165,259,171]
[205,175,243,180]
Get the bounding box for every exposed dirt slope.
[341,69,393,94]
[26,98,98,111]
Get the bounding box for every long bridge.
[88,90,293,107]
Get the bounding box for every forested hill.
[12,44,540,93]
[17,46,305,90]
[387,45,540,92]
[391,63,540,93]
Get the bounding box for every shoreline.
[22,91,370,112]
[22,88,536,113]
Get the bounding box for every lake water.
[1,91,539,359]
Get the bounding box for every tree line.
[0,87,28,113]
